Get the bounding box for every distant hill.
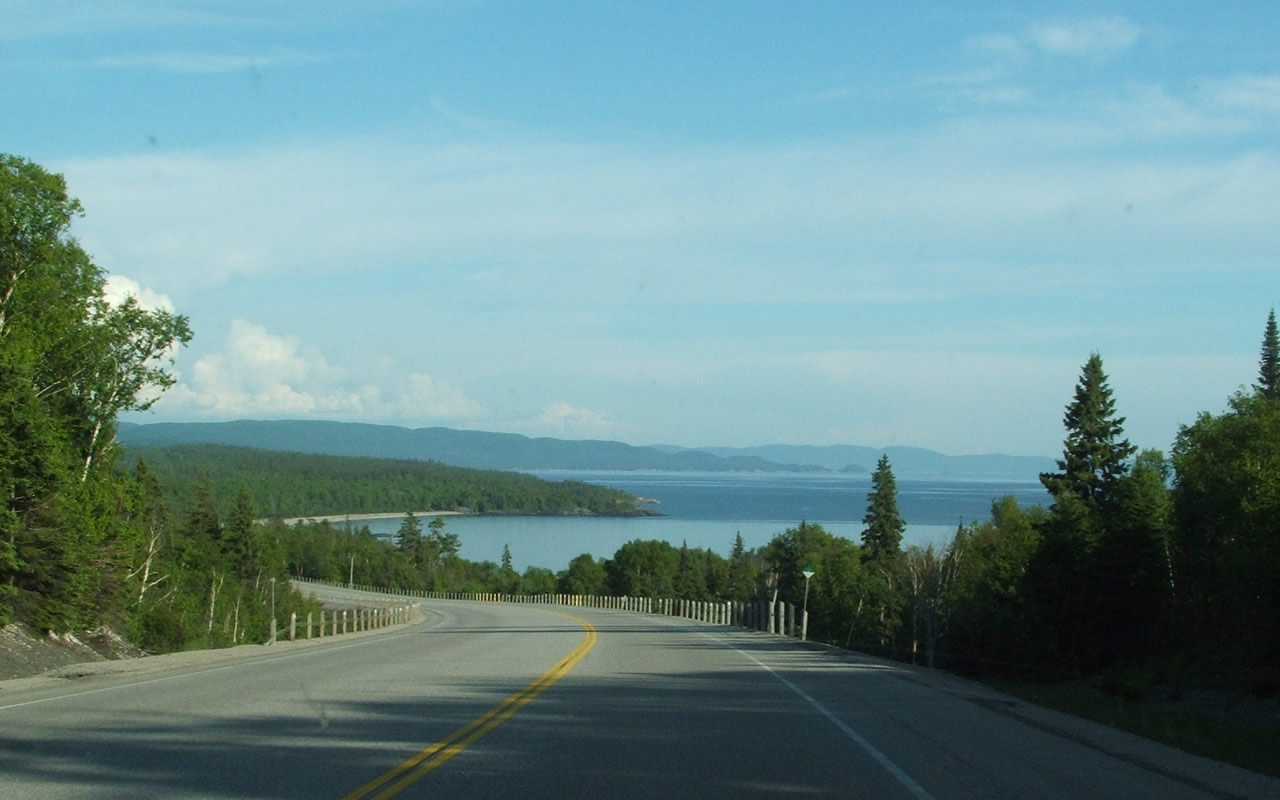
[116,420,818,473]
[117,420,1055,479]
[655,444,1056,479]
[122,443,649,519]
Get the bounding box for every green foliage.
[946,498,1044,673]
[558,553,607,595]
[1257,308,1279,399]
[122,443,647,519]
[724,532,755,602]
[674,540,709,600]
[861,455,904,562]
[520,566,557,595]
[1,154,189,630]
[1039,353,1135,514]
[607,539,681,597]
[499,544,519,594]
[1172,390,1280,666]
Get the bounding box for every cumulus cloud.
[102,274,175,312]
[533,402,625,440]
[157,319,482,422]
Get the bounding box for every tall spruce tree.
[1029,353,1137,672]
[1257,308,1279,399]
[1039,353,1136,513]
[223,487,258,581]
[862,455,904,563]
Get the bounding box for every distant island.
[118,420,1056,480]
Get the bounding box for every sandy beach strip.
[276,510,465,526]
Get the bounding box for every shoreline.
[277,510,465,526]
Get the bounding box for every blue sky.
[5,1,1277,457]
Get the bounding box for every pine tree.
[862,455,904,563]
[223,487,257,580]
[1257,308,1279,399]
[727,532,752,601]
[395,512,425,575]
[1039,353,1136,513]
[674,540,708,600]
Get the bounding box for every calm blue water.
[354,471,1047,572]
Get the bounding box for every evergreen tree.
[395,512,425,575]
[1257,308,1279,399]
[861,455,904,563]
[674,540,708,600]
[184,477,222,552]
[726,532,753,602]
[1039,353,1136,514]
[1094,449,1174,662]
[223,487,257,580]
[499,543,519,593]
[1029,353,1137,673]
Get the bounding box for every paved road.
[1,597,1277,799]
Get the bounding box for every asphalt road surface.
[1,596,1277,799]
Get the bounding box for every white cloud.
[397,373,485,419]
[157,319,482,422]
[532,402,627,440]
[102,274,175,312]
[1029,17,1140,57]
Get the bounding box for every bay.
[356,471,1048,573]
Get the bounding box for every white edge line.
[705,632,936,800]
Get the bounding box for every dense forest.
[4,153,1278,735]
[122,444,649,519]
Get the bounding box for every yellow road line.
[341,613,598,800]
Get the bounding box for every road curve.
[0,597,1277,799]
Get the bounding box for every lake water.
[355,471,1048,573]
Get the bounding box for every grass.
[988,675,1280,779]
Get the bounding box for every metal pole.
[801,568,815,641]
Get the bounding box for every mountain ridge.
[117,420,1056,479]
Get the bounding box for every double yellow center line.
[342,613,598,799]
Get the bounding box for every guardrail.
[293,578,811,639]
[271,584,416,644]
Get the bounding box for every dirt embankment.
[0,623,145,681]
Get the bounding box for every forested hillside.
[118,420,812,472]
[0,155,324,651]
[123,444,650,519]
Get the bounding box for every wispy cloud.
[87,47,328,74]
[792,86,858,105]
[1029,17,1140,58]
[0,0,255,39]
[964,32,1025,59]
[1198,73,1280,115]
